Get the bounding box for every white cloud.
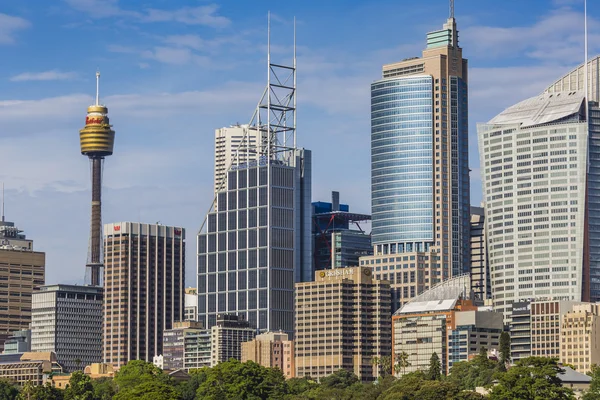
[0,13,30,44]
[162,34,205,51]
[10,70,78,82]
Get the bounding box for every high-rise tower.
[361,9,470,312]
[79,72,115,286]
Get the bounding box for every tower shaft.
[86,156,103,286]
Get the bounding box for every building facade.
[362,14,470,312]
[509,301,532,363]
[0,352,62,387]
[2,330,31,355]
[210,314,256,366]
[241,331,294,379]
[162,321,205,371]
[295,267,391,382]
[530,300,582,359]
[478,92,596,318]
[198,149,312,334]
[103,222,185,368]
[312,191,372,271]
[184,329,211,371]
[185,289,198,322]
[0,217,45,351]
[560,303,600,374]
[30,285,103,372]
[470,206,490,301]
[392,275,502,376]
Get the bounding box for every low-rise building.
[241,332,294,379]
[210,314,255,366]
[560,303,600,374]
[0,352,62,387]
[2,329,31,355]
[162,321,206,371]
[295,267,391,382]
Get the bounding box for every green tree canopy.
[0,379,19,400]
[447,347,499,390]
[499,332,511,370]
[90,377,116,400]
[64,371,93,400]
[319,369,360,390]
[113,360,169,391]
[488,357,575,400]
[113,380,179,400]
[427,353,441,381]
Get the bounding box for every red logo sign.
[114,226,121,231]
[86,117,104,125]
[174,229,181,236]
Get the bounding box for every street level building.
[103,222,185,368]
[0,215,45,351]
[509,301,532,363]
[312,191,371,271]
[363,11,470,312]
[241,331,294,379]
[470,206,490,301]
[295,267,391,382]
[210,314,255,366]
[0,352,62,387]
[392,275,502,376]
[30,284,103,372]
[560,303,600,374]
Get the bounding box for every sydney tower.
[79,72,115,286]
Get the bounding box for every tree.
[91,378,116,400]
[113,381,179,400]
[427,352,441,381]
[18,382,63,400]
[319,369,359,390]
[379,355,393,377]
[583,364,600,400]
[64,371,93,400]
[371,357,380,377]
[489,357,575,400]
[0,380,19,400]
[447,347,499,391]
[394,352,410,376]
[499,332,511,369]
[177,368,208,400]
[113,360,168,391]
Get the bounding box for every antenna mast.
[1,183,4,222]
[95,71,100,106]
[584,0,589,107]
[450,0,454,18]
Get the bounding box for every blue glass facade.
[371,77,433,247]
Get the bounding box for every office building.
[198,42,312,335]
[0,352,62,387]
[561,303,600,374]
[103,222,185,368]
[0,215,45,351]
[214,125,264,192]
[184,329,211,371]
[509,301,532,363]
[210,314,255,366]
[241,331,294,379]
[392,275,502,376]
[478,91,597,317]
[30,284,103,372]
[362,11,470,312]
[312,191,371,271]
[295,267,391,382]
[185,288,198,322]
[2,329,31,355]
[470,206,490,301]
[530,300,582,359]
[162,321,207,371]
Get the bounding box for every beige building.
[364,13,470,313]
[0,218,45,351]
[295,267,391,382]
[241,332,294,379]
[103,222,185,368]
[0,351,61,387]
[530,300,582,359]
[561,303,600,374]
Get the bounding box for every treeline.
[3,352,600,399]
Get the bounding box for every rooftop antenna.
[450,0,454,19]
[584,0,589,107]
[1,183,4,222]
[95,70,100,106]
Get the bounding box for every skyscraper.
[197,22,312,335]
[470,206,490,301]
[103,222,185,368]
[361,10,470,312]
[79,72,115,286]
[0,212,45,351]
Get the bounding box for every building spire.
[1,182,4,222]
[95,70,100,106]
[450,0,454,19]
[584,0,589,107]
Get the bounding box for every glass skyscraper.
[362,15,470,312]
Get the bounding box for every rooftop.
[394,274,472,315]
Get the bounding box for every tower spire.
[95,70,100,106]
[450,0,454,19]
[1,182,4,223]
[584,0,589,106]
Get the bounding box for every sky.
[0,0,598,287]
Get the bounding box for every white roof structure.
[394,274,471,315]
[488,92,584,128]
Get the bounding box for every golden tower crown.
[79,71,115,157]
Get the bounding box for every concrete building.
[530,300,582,359]
[2,329,31,355]
[241,331,294,379]
[162,321,206,371]
[214,125,264,193]
[30,284,103,372]
[312,191,372,271]
[210,314,255,366]
[392,275,503,376]
[185,288,198,322]
[0,216,45,351]
[295,267,391,382]
[103,222,185,368]
[509,301,532,362]
[0,352,62,387]
[362,10,470,311]
[470,206,490,301]
[184,329,211,371]
[560,303,600,374]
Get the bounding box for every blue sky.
[0,0,598,286]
